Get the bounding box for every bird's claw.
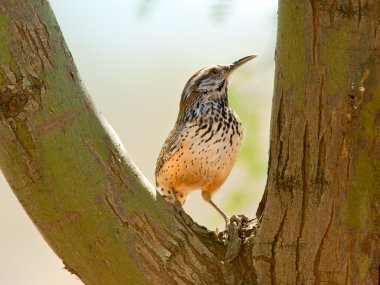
[225,214,243,229]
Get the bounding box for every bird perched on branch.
[155,55,256,225]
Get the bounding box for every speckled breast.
[157,111,244,195]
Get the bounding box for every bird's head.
[180,55,257,107]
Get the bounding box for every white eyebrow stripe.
[182,64,222,99]
[191,68,208,83]
[190,64,219,84]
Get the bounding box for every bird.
[155,55,256,225]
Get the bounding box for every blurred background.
[0,0,277,284]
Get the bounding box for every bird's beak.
[227,55,257,75]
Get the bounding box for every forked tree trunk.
[0,1,378,284]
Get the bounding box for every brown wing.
[155,123,184,184]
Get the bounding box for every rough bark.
[254,1,380,284]
[0,1,379,285]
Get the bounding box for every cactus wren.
[155,55,256,224]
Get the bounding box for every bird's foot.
[224,214,243,230]
[223,215,243,262]
[228,214,243,226]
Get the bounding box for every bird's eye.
[210,68,218,75]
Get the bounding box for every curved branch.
[0,1,257,284]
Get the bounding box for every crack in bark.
[40,210,82,231]
[2,118,40,183]
[374,19,380,39]
[316,135,326,204]
[136,243,162,273]
[104,190,128,225]
[313,201,335,284]
[346,153,352,185]
[296,122,310,283]
[348,0,354,18]
[357,0,362,29]
[137,248,167,283]
[318,72,325,139]
[36,111,79,134]
[85,140,112,172]
[310,0,319,65]
[170,271,194,285]
[33,5,51,47]
[15,22,33,58]
[329,0,338,25]
[24,23,50,70]
[277,88,284,141]
[277,88,291,181]
[253,254,271,263]
[174,228,211,284]
[277,102,293,189]
[344,262,350,285]
[103,142,134,191]
[270,208,288,285]
[127,213,180,283]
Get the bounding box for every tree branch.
[0,1,257,284]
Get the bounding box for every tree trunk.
[253,1,380,284]
[0,1,378,285]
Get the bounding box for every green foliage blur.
[223,86,269,215]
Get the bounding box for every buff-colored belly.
[156,122,243,202]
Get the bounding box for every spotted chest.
[156,110,244,204]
